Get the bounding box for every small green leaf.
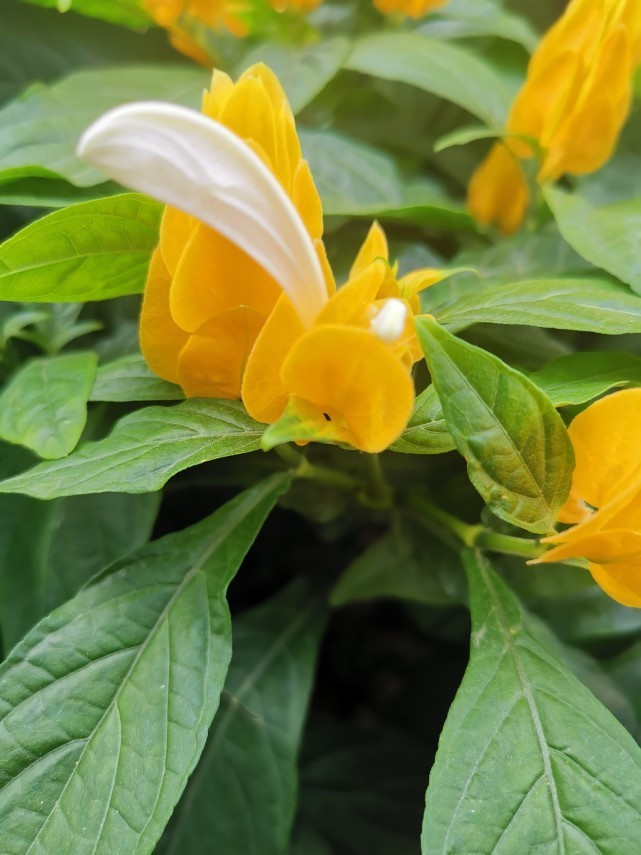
[416,316,573,534]
[237,37,351,113]
[91,355,184,402]
[0,352,97,459]
[0,399,264,498]
[330,515,464,607]
[301,129,471,230]
[0,65,208,188]
[422,551,641,854]
[0,488,160,649]
[530,352,641,407]
[0,194,161,302]
[545,186,641,294]
[0,474,288,854]
[346,33,513,126]
[435,277,641,335]
[389,384,455,455]
[159,578,327,854]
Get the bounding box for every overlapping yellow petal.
[242,222,424,453]
[468,0,641,233]
[537,389,641,607]
[139,63,326,401]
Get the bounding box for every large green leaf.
[0,194,161,302]
[346,33,513,126]
[159,578,327,854]
[0,1,177,105]
[416,317,573,534]
[0,474,288,854]
[545,186,641,294]
[423,551,641,854]
[91,354,184,402]
[389,384,455,455]
[21,0,151,28]
[419,0,538,50]
[435,277,641,335]
[298,723,430,855]
[300,129,471,229]
[530,352,641,407]
[0,485,160,649]
[0,352,97,459]
[237,37,351,114]
[0,399,264,498]
[0,65,207,188]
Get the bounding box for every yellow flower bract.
[372,0,448,18]
[139,64,445,453]
[538,389,641,607]
[468,0,641,234]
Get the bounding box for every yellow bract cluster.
[538,390,641,607]
[468,0,641,234]
[139,64,443,453]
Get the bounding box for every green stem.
[274,444,361,492]
[406,491,545,559]
[406,493,481,548]
[474,530,544,559]
[360,454,393,509]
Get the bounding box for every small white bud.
[370,298,408,343]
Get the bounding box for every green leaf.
[159,578,327,854]
[0,486,160,649]
[0,399,264,498]
[0,65,208,188]
[0,194,161,302]
[530,352,641,407]
[418,0,538,50]
[0,352,97,459]
[416,316,573,534]
[298,723,430,855]
[389,384,455,455]
[0,474,288,854]
[346,33,513,126]
[21,0,151,28]
[300,129,472,229]
[91,354,184,402]
[237,37,350,113]
[435,277,641,335]
[545,185,641,294]
[0,0,178,106]
[423,551,641,854]
[330,515,464,607]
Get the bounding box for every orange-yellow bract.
[537,389,641,607]
[468,0,641,234]
[373,0,448,17]
[139,63,328,401]
[243,222,445,453]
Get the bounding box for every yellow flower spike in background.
[143,0,249,61]
[373,0,448,19]
[78,67,451,453]
[537,389,641,607]
[468,0,641,234]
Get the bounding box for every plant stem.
[360,454,393,509]
[274,444,361,492]
[406,491,545,559]
[474,530,544,559]
[406,493,481,548]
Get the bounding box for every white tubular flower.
[370,298,408,343]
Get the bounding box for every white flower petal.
[77,101,327,325]
[371,298,408,343]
